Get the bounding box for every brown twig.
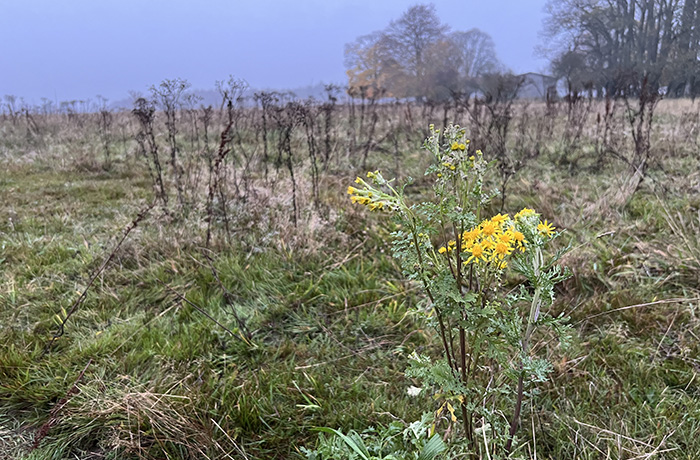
[206,120,233,247]
[43,201,155,355]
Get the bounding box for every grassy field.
[1,96,700,459]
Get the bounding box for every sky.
[0,0,551,104]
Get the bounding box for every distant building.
[516,73,559,100]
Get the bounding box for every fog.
[0,0,548,103]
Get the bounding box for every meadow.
[1,89,700,459]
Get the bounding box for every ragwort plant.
[346,125,570,458]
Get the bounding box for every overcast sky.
[0,0,550,104]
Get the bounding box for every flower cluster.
[437,151,481,178]
[437,208,556,268]
[347,171,397,212]
[450,141,468,151]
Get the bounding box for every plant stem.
[506,251,542,454]
[407,215,458,372]
[505,370,524,454]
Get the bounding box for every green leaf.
[417,434,446,460]
[315,427,371,460]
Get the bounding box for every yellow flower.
[451,142,460,151]
[493,241,513,259]
[481,220,498,237]
[498,231,513,245]
[438,246,447,254]
[515,207,536,220]
[466,243,486,264]
[512,230,526,252]
[350,195,370,205]
[461,239,474,251]
[537,220,556,238]
[459,143,466,151]
[491,213,510,226]
[347,186,356,195]
[463,227,479,240]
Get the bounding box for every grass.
[1,99,700,458]
[0,164,431,459]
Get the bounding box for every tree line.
[344,4,504,102]
[346,1,700,101]
[542,0,700,98]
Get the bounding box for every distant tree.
[422,37,462,101]
[344,3,503,101]
[541,0,695,97]
[3,95,18,122]
[551,49,596,97]
[345,32,406,98]
[450,28,501,79]
[666,0,700,97]
[383,3,446,99]
[39,98,55,115]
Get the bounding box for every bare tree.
[384,3,446,99]
[344,4,503,102]
[541,0,685,96]
[450,28,502,79]
[345,32,406,98]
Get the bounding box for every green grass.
[2,102,700,458]
[0,163,433,459]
